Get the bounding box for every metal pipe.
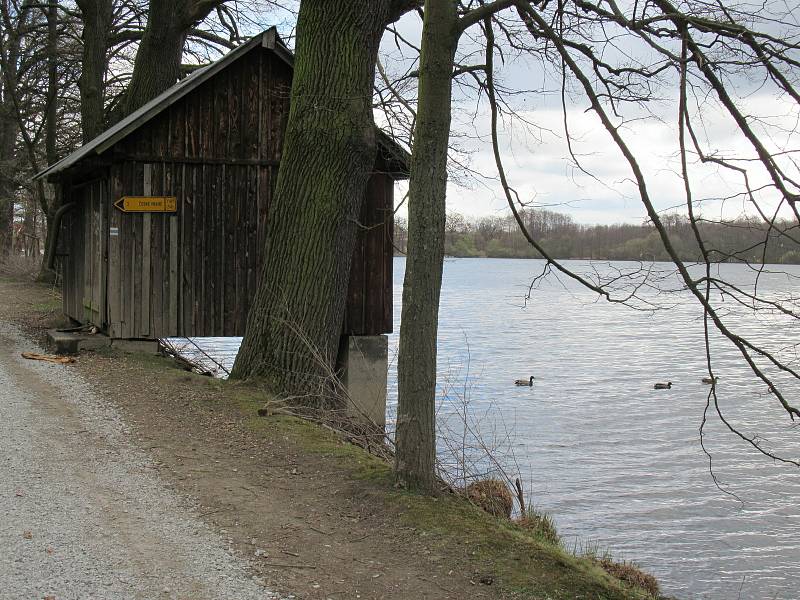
[45,201,76,271]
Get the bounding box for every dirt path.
[76,344,497,600]
[0,319,283,600]
[0,279,500,600]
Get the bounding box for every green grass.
[391,491,652,599]
[32,299,62,313]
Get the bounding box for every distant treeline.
[394,210,800,264]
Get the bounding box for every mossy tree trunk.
[231,1,409,392]
[393,0,518,492]
[75,0,112,142]
[394,0,460,493]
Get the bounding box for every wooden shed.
[36,28,408,341]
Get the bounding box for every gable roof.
[36,27,410,181]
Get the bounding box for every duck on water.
[515,376,535,386]
[654,381,672,390]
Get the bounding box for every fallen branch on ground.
[21,352,75,365]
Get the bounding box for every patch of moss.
[389,491,650,600]
[225,387,392,483]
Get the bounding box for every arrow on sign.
[114,196,177,213]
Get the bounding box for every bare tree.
[230,0,419,392]
[0,0,81,268]
[379,0,800,489]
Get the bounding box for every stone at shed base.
[337,335,388,428]
[46,329,112,355]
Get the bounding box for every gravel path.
[0,321,286,600]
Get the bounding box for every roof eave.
[34,29,279,182]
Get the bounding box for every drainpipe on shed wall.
[45,201,76,272]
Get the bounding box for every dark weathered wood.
[54,42,399,341]
[108,166,123,336]
[224,164,236,334]
[180,164,194,335]
[141,164,153,336]
[214,68,228,160]
[133,162,144,336]
[116,155,280,167]
[229,60,243,160]
[150,164,162,337]
[168,164,179,336]
[245,53,260,161]
[99,179,109,329]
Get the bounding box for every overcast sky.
[382,7,799,226]
[265,3,798,226]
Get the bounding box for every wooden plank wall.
[69,45,394,340]
[62,179,106,326]
[343,166,394,335]
[61,205,83,322]
[101,48,289,338]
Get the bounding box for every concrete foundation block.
[46,330,112,355]
[338,335,388,428]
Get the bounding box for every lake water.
[387,257,800,600]
[169,257,800,599]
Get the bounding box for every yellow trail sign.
[114,196,177,213]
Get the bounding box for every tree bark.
[36,0,64,280]
[230,0,399,393]
[45,0,58,163]
[118,1,187,117]
[394,0,460,492]
[76,0,112,142]
[117,0,226,119]
[0,0,25,257]
[0,101,16,257]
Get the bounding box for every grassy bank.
[8,273,664,600]
[118,352,661,599]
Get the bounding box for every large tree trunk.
[230,0,398,393]
[0,103,16,257]
[117,0,227,119]
[394,0,459,492]
[37,0,63,281]
[36,186,60,282]
[76,0,112,142]
[118,0,187,118]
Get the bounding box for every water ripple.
[389,258,800,600]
